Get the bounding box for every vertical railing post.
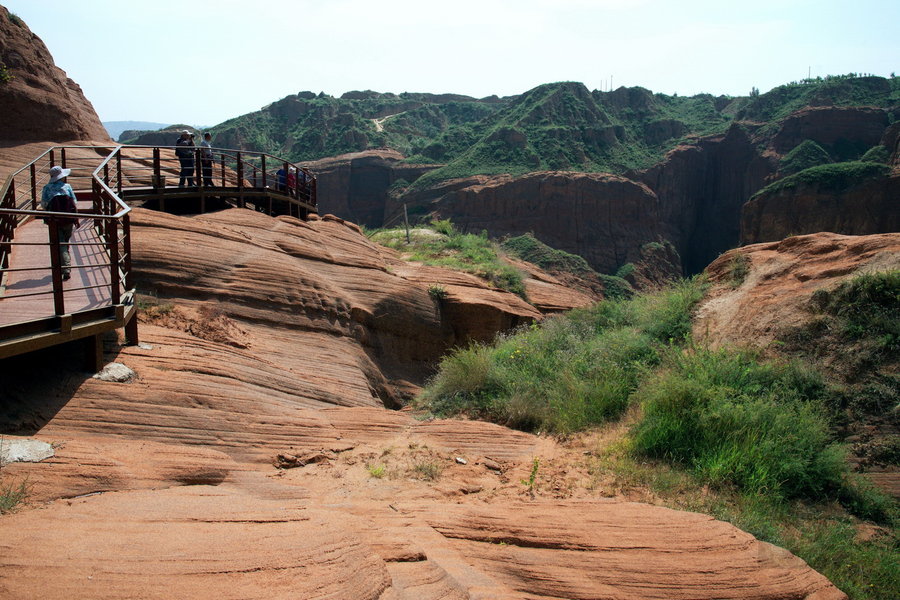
[104,162,110,187]
[116,150,123,197]
[0,186,13,271]
[153,147,161,188]
[236,152,245,208]
[123,211,139,345]
[109,212,121,306]
[122,212,133,291]
[261,155,267,189]
[49,149,55,169]
[48,219,65,316]
[60,148,67,169]
[220,154,225,186]
[195,147,202,187]
[30,164,37,209]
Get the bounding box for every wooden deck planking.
[0,206,114,326]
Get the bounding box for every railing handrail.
[1,143,315,196]
[92,145,132,219]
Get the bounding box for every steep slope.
[741,163,899,243]
[695,232,900,497]
[0,7,109,143]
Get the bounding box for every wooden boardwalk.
[0,202,112,327]
[1,144,317,363]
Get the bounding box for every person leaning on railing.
[200,132,214,186]
[40,165,79,281]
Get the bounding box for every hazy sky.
[4,0,898,126]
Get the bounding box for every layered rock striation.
[0,7,109,143]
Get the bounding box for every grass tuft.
[370,219,527,299]
[418,277,706,433]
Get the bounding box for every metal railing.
[0,144,317,355]
[103,144,317,216]
[0,146,134,329]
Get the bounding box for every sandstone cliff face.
[741,170,900,244]
[771,106,890,154]
[636,123,776,274]
[0,7,109,143]
[427,171,668,276]
[306,149,439,227]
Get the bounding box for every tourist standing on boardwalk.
[175,130,195,187]
[40,165,79,281]
[200,132,214,186]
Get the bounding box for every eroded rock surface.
[0,210,850,599]
[0,8,109,143]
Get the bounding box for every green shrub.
[599,274,633,300]
[427,284,448,301]
[859,145,890,164]
[779,139,832,174]
[614,263,636,279]
[430,218,455,236]
[418,278,706,433]
[501,233,594,276]
[0,63,12,85]
[630,347,847,499]
[818,270,899,353]
[726,253,750,287]
[753,161,890,199]
[0,478,28,513]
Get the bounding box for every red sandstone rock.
[427,171,667,276]
[0,8,109,143]
[305,149,440,227]
[696,232,900,349]
[740,170,900,244]
[771,106,890,154]
[0,207,852,599]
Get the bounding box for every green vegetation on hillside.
[418,278,705,433]
[417,276,898,599]
[780,139,832,174]
[411,82,737,188]
[500,233,594,276]
[753,161,891,199]
[860,145,891,164]
[735,74,900,124]
[368,219,526,298]
[206,74,897,193]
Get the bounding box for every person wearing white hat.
[40,165,79,281]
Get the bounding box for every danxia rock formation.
[0,10,889,599]
[0,7,108,143]
[0,207,849,599]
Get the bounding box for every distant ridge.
[103,120,170,141]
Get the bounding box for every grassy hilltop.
[201,74,898,185]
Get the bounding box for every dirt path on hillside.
[372,111,406,132]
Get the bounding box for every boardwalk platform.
[1,144,316,366]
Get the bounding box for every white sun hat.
[49,165,71,182]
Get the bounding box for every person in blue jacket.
[40,165,79,280]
